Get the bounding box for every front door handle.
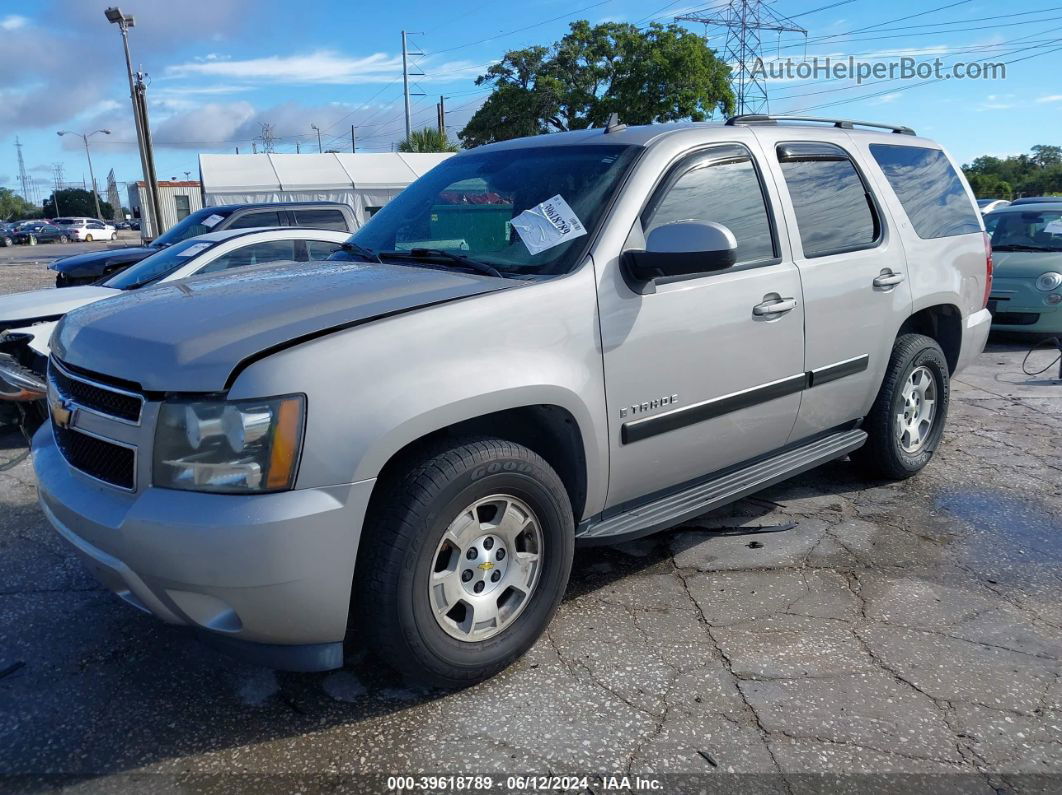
[873,270,905,289]
[753,297,797,316]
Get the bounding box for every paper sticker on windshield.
[511,195,587,256]
[1043,220,1062,235]
[178,242,211,257]
[201,213,224,229]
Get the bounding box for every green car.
[984,203,1062,335]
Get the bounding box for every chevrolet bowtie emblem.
[51,396,77,430]
[478,561,495,572]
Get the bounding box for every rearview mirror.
[622,221,738,281]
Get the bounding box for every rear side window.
[198,239,297,274]
[227,211,283,229]
[644,145,777,266]
[294,208,348,231]
[777,142,879,258]
[306,239,344,259]
[870,144,981,239]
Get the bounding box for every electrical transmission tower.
[677,1,806,115]
[15,137,36,205]
[106,169,123,222]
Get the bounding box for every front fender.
[229,265,610,519]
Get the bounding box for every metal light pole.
[105,7,162,238]
[57,130,110,219]
[311,123,322,153]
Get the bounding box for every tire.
[111,232,118,240]
[853,333,950,480]
[59,235,69,243]
[84,234,93,242]
[27,235,36,246]
[1,237,10,247]
[355,437,574,688]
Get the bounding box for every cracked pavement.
[1,341,1060,791]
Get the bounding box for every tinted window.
[644,152,775,265]
[295,208,348,231]
[198,239,297,274]
[103,239,222,289]
[306,239,343,259]
[227,211,283,230]
[153,207,233,246]
[174,195,191,221]
[778,145,878,258]
[870,144,981,239]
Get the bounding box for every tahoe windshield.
[334,144,640,278]
[985,209,1062,252]
[103,238,219,289]
[152,208,233,247]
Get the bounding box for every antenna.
[677,1,806,115]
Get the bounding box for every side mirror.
[623,221,738,281]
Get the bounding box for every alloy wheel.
[896,365,938,453]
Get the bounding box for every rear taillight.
[982,231,994,309]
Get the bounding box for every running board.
[577,429,867,544]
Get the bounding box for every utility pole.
[401,31,425,141]
[677,1,806,115]
[311,123,322,153]
[437,95,446,134]
[106,8,163,239]
[57,130,110,219]
[351,125,356,153]
[15,137,35,206]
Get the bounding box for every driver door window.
[198,240,297,274]
[644,152,777,267]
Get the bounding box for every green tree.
[42,188,112,219]
[460,21,734,148]
[0,188,39,221]
[398,127,460,153]
[963,146,1062,199]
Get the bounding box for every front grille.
[51,362,142,422]
[52,422,135,490]
[993,311,1039,326]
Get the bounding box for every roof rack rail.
[725,115,916,136]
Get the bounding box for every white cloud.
[1036,95,1062,104]
[870,93,901,105]
[0,15,27,31]
[165,50,480,85]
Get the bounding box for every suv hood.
[53,259,515,392]
[0,285,120,326]
[50,246,157,277]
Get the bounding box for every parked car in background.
[115,221,131,230]
[50,201,357,287]
[12,223,72,245]
[984,202,1062,334]
[51,217,118,242]
[0,227,350,435]
[1010,196,1062,206]
[0,223,17,246]
[30,117,991,685]
[129,219,140,231]
[977,199,1010,214]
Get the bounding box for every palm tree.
[399,127,459,153]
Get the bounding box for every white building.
[127,180,204,238]
[198,152,453,227]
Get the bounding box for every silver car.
[32,116,992,685]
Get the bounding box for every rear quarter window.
[869,144,982,239]
[294,208,349,231]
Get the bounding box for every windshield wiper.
[993,243,1056,252]
[379,248,504,278]
[340,241,382,263]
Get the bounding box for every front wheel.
[84,234,93,242]
[59,235,69,243]
[110,232,118,240]
[355,437,574,688]
[852,333,950,480]
[27,235,36,246]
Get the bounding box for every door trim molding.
[620,354,870,444]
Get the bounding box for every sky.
[1,0,1060,204]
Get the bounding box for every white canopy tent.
[198,152,454,225]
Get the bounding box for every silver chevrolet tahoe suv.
[33,116,993,687]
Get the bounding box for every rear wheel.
[355,437,574,688]
[84,234,93,242]
[1,236,11,247]
[110,232,118,240]
[853,333,950,480]
[59,235,69,243]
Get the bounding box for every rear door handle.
[873,271,905,289]
[753,297,797,316]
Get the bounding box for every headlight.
[153,395,305,493]
[1036,272,1062,292]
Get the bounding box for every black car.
[13,224,71,245]
[50,201,357,287]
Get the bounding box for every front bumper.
[33,423,376,671]
[989,277,1062,334]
